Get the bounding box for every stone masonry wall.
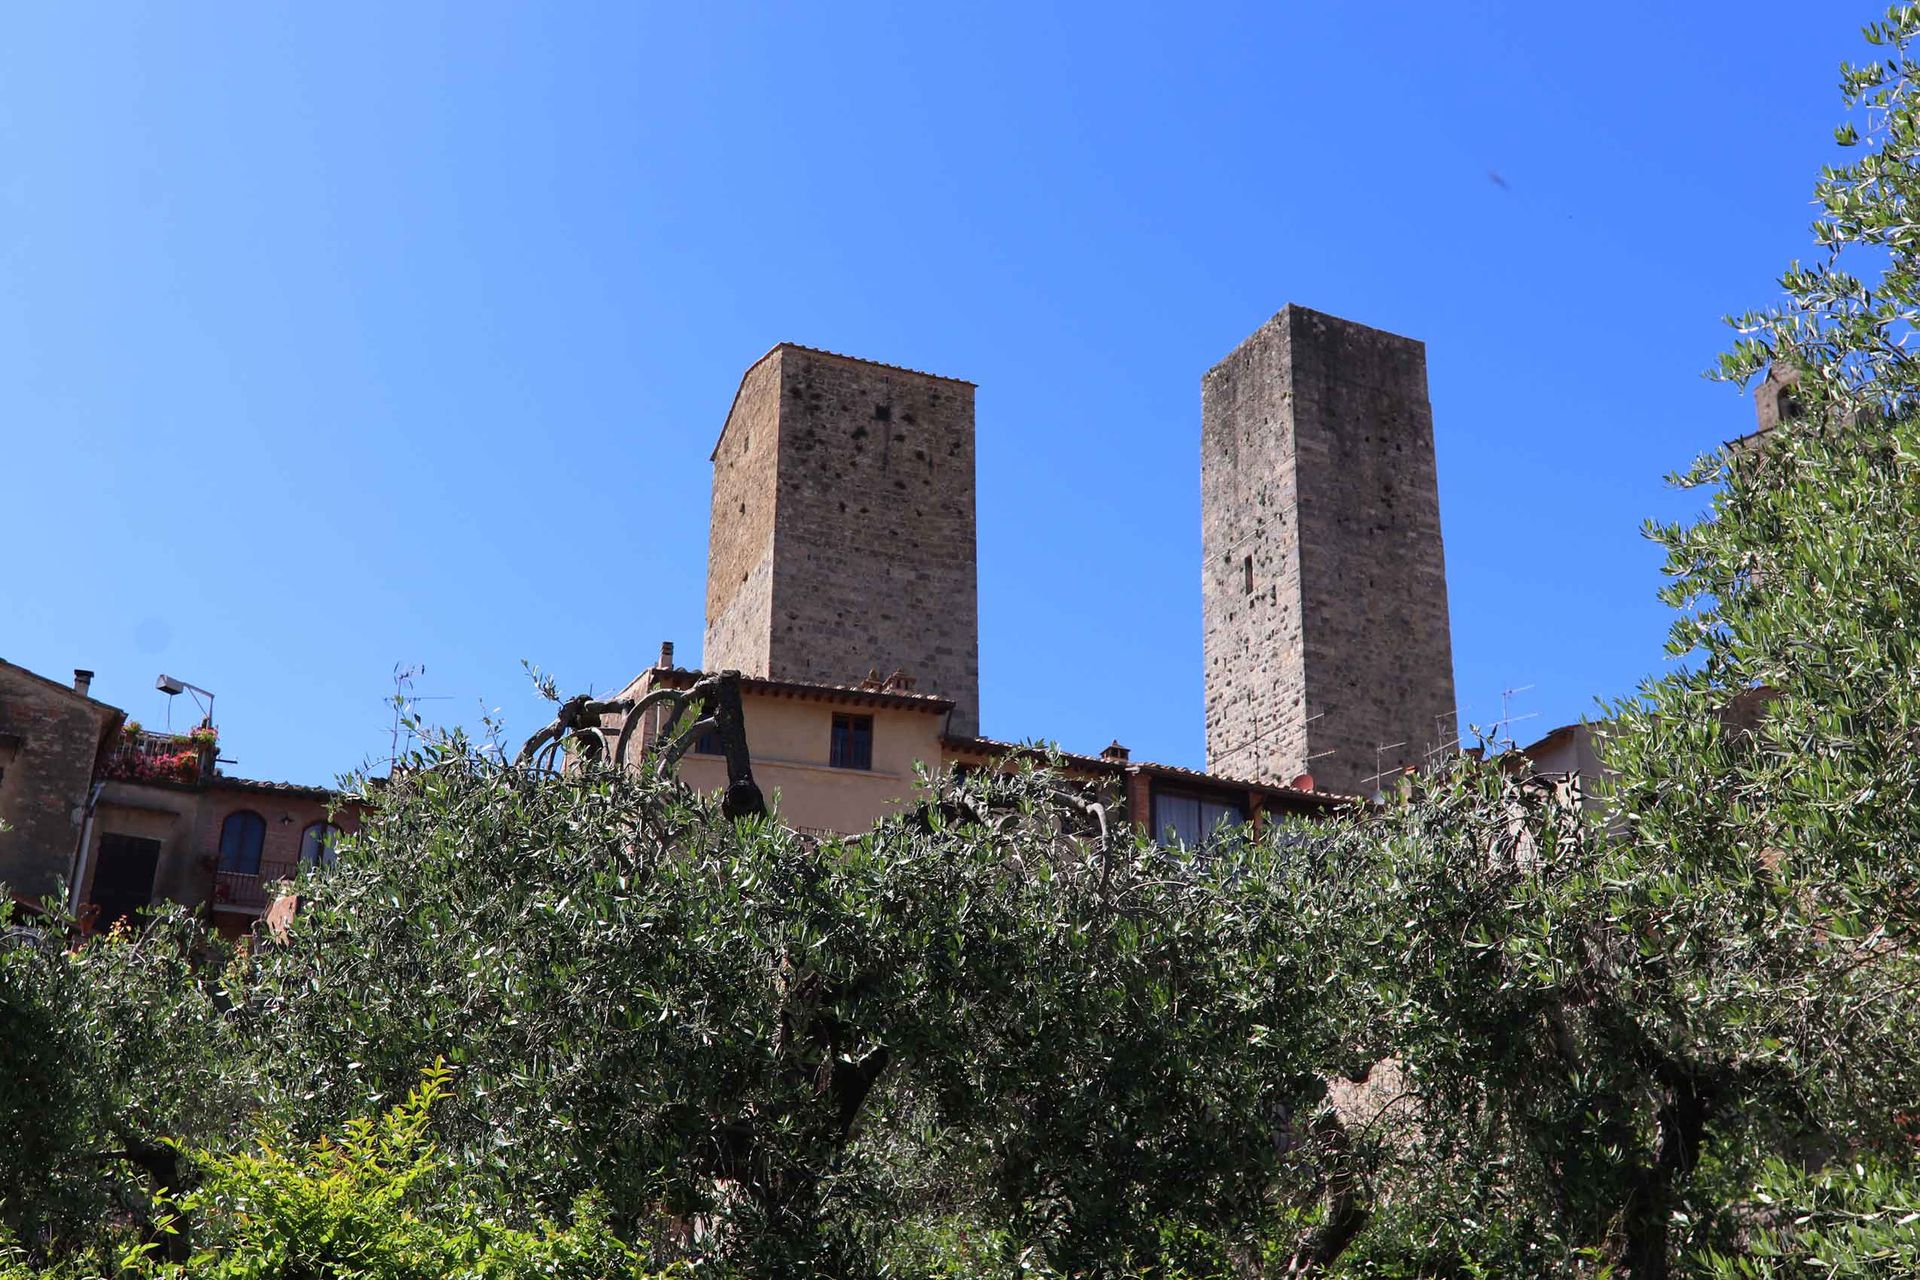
[703,354,783,677]
[1202,306,1456,796]
[766,348,980,737]
[1200,322,1310,785]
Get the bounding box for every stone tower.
[703,344,980,737]
[1201,305,1456,796]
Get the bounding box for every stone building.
[612,310,1464,839]
[704,344,980,737]
[1201,306,1457,797]
[0,658,359,937]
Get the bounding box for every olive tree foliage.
[0,904,244,1258]
[242,735,1336,1276]
[1285,10,1920,1276]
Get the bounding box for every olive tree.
[1288,10,1920,1276]
[244,741,1335,1276]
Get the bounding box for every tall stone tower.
[704,344,980,737]
[1201,306,1456,796]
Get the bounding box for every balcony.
[103,730,212,786]
[212,858,298,914]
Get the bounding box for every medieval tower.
[703,344,981,738]
[1201,305,1456,796]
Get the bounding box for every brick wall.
[0,662,118,901]
[1202,306,1456,796]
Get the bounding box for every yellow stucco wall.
[672,693,947,834]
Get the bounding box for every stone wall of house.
[704,346,980,737]
[1202,306,1456,796]
[0,663,117,901]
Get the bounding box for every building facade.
[614,658,1343,840]
[0,659,358,937]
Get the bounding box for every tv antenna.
[1426,706,1466,761]
[1366,740,1409,795]
[1488,684,1538,747]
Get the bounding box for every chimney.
[1290,771,1314,792]
[1101,740,1130,763]
[658,641,675,670]
[73,669,93,697]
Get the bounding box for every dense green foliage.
[0,906,240,1252]
[14,8,1920,1277]
[242,755,1331,1274]
[0,1066,673,1280]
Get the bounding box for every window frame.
[1150,788,1245,849]
[217,809,267,876]
[299,820,342,869]
[829,712,874,771]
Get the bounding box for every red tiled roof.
[1128,758,1357,808]
[205,775,348,803]
[940,733,1123,776]
[942,735,1355,809]
[638,666,956,714]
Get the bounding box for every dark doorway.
[91,834,161,929]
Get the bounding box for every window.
[830,713,873,770]
[217,810,266,875]
[1152,791,1244,849]
[1243,554,1254,595]
[693,727,723,755]
[91,834,161,928]
[299,821,342,869]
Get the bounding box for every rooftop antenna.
[1426,706,1466,761]
[1366,740,1408,795]
[1215,709,1325,770]
[1489,684,1539,748]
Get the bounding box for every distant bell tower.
[1201,305,1457,795]
[703,344,981,737]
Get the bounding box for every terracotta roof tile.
[206,775,348,802]
[942,735,1353,807]
[638,666,956,713]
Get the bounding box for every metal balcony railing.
[211,858,298,914]
[103,732,210,785]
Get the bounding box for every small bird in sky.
[1487,169,1511,191]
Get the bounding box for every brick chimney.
[73,669,93,697]
[658,641,675,669]
[1101,740,1130,763]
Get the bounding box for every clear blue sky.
[0,3,1871,785]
